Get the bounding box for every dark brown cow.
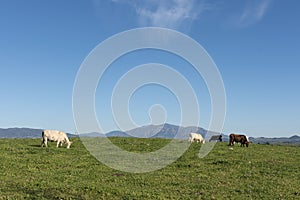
[228,133,249,147]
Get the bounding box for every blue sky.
[0,0,299,137]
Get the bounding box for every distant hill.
[78,132,105,137]
[250,135,300,144]
[0,125,299,144]
[106,131,132,138]
[0,128,77,138]
[126,123,205,139]
[0,128,43,138]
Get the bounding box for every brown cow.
[228,133,249,147]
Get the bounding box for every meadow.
[0,137,299,199]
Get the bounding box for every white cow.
[41,130,72,149]
[188,133,205,143]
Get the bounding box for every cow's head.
[67,141,72,149]
[246,141,250,147]
[219,135,222,142]
[246,136,250,147]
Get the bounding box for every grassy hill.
[0,138,299,199]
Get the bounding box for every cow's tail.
[41,131,45,147]
[228,134,233,146]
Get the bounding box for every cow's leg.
[41,136,47,147]
[56,140,60,148]
[66,141,72,149]
[240,139,245,147]
[41,138,44,147]
[44,138,48,147]
[59,139,63,147]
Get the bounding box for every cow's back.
[43,130,66,140]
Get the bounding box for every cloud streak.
[238,0,270,27]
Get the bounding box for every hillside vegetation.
[0,138,299,199]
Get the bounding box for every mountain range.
[0,124,299,144]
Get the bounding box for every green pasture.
[0,138,299,199]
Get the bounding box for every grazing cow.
[41,130,72,149]
[228,133,249,147]
[209,135,222,142]
[188,133,205,143]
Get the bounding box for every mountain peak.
[290,135,300,139]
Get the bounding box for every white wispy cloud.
[136,0,197,28]
[118,0,211,29]
[238,0,270,27]
[97,0,270,30]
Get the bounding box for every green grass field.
[0,138,299,199]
